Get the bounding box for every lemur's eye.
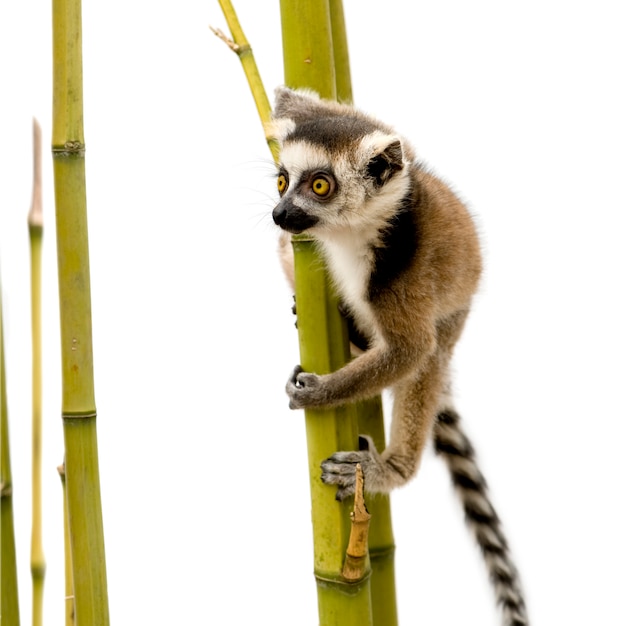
[277,174,288,195]
[311,175,332,197]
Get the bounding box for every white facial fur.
[279,134,410,238]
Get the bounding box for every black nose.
[272,204,287,226]
[272,199,320,234]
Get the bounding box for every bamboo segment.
[1,293,21,625]
[279,0,337,101]
[328,0,352,103]
[52,0,110,623]
[292,238,373,625]
[29,118,46,626]
[292,237,357,571]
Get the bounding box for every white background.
[1,1,625,624]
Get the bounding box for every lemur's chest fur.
[317,231,380,341]
[316,190,419,344]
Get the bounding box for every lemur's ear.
[273,86,339,123]
[365,138,404,187]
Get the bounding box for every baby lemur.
[269,87,527,626]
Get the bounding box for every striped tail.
[433,409,528,626]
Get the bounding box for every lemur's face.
[272,116,409,236]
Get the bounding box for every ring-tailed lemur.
[268,87,528,626]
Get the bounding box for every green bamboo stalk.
[52,0,110,623]
[328,0,352,103]
[291,239,372,625]
[280,0,336,100]
[1,291,21,625]
[280,1,373,623]
[29,117,46,626]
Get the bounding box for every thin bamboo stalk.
[29,117,46,626]
[1,292,21,625]
[212,0,279,161]
[52,0,110,622]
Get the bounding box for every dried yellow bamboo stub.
[342,464,372,582]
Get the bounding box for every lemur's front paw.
[321,435,379,501]
[286,365,322,409]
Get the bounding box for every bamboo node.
[31,563,47,578]
[368,544,396,559]
[314,569,371,586]
[52,141,85,157]
[0,481,12,497]
[61,411,97,420]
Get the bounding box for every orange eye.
[277,174,288,195]
[311,176,331,197]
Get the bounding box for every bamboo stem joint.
[52,141,86,157]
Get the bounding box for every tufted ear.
[274,87,317,119]
[365,137,404,187]
[273,86,339,123]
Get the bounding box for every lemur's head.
[268,87,412,236]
